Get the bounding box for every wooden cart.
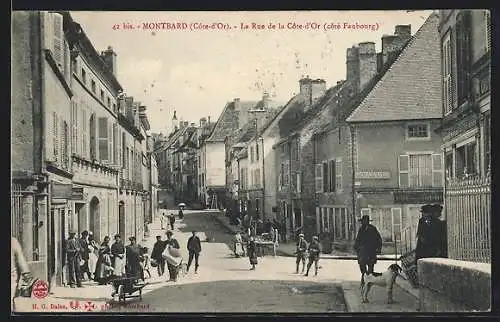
[110,277,147,302]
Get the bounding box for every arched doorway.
[89,197,100,242]
[118,201,125,238]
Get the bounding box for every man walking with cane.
[186,231,202,274]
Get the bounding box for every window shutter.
[328,160,335,192]
[284,160,290,185]
[335,158,342,190]
[486,10,491,52]
[42,12,53,52]
[296,173,301,193]
[46,110,54,161]
[432,153,444,187]
[81,108,86,158]
[62,121,69,168]
[53,112,59,161]
[278,163,283,189]
[108,120,113,164]
[315,164,323,193]
[322,162,328,192]
[450,29,457,110]
[98,117,109,161]
[51,12,64,70]
[391,208,402,242]
[398,154,409,188]
[72,101,78,155]
[113,124,118,165]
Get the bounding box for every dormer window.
[406,123,430,140]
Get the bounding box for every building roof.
[346,14,441,123]
[206,100,259,142]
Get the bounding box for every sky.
[70,10,434,134]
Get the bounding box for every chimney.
[233,98,241,111]
[200,117,207,128]
[262,92,271,109]
[346,46,360,88]
[381,25,412,67]
[299,76,327,108]
[101,46,117,76]
[358,42,377,91]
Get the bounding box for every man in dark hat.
[186,231,202,274]
[354,215,382,283]
[78,230,91,281]
[416,204,444,260]
[151,235,166,276]
[65,229,83,288]
[125,236,142,279]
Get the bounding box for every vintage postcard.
[11,9,491,314]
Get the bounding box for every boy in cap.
[354,215,382,285]
[305,236,321,276]
[416,204,443,260]
[295,233,307,274]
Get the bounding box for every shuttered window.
[398,155,409,188]
[81,107,87,158]
[72,101,78,154]
[322,162,328,192]
[456,11,471,106]
[98,117,109,161]
[89,113,96,159]
[53,112,59,161]
[113,124,118,165]
[315,164,323,193]
[335,158,343,190]
[62,121,69,169]
[442,32,453,114]
[283,160,289,185]
[391,208,402,242]
[328,160,335,192]
[107,120,113,163]
[52,12,63,70]
[296,173,301,193]
[485,10,491,52]
[432,153,444,187]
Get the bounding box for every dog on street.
[360,263,402,304]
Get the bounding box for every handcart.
[110,276,147,302]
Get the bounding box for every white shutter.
[296,173,301,193]
[335,158,342,190]
[60,119,65,167]
[51,12,64,70]
[398,154,409,188]
[432,153,444,187]
[485,10,491,52]
[315,164,323,193]
[53,112,59,162]
[391,208,402,242]
[72,101,78,155]
[98,117,109,161]
[42,11,53,51]
[46,109,54,161]
[108,120,113,164]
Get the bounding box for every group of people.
[65,230,148,287]
[294,233,322,276]
[352,203,445,284]
[151,230,202,282]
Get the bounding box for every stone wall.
[418,258,491,312]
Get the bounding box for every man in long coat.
[416,204,444,260]
[125,236,142,279]
[354,215,382,281]
[151,235,166,276]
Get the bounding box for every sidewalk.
[15,210,191,313]
[210,210,420,311]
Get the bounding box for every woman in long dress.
[111,234,126,277]
[94,236,113,285]
[247,236,258,270]
[87,234,99,280]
